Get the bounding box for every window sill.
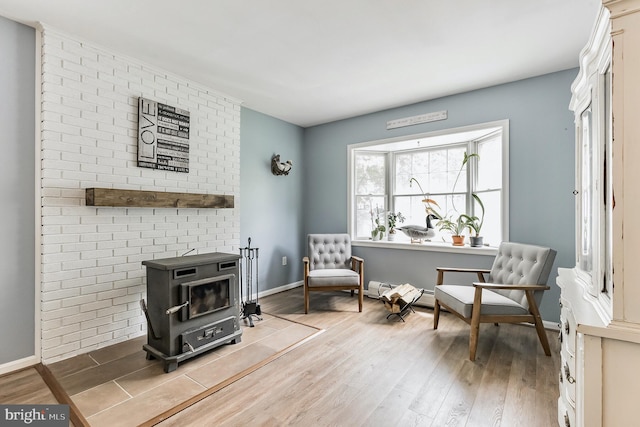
[352,238,498,256]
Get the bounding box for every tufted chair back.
[488,242,557,309]
[307,234,352,271]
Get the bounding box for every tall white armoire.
[558,1,640,426]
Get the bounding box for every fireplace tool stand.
[240,238,262,327]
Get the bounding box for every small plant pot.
[388,232,396,241]
[452,235,465,246]
[469,236,484,247]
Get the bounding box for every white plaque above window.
[137,97,190,173]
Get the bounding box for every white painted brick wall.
[39,27,241,363]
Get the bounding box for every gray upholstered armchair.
[303,234,364,314]
[433,241,557,361]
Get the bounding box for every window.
[348,120,509,247]
[354,152,387,238]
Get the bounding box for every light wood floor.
[1,289,560,426]
[0,366,60,404]
[161,289,560,427]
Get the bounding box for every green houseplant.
[387,211,405,241]
[439,152,481,246]
[434,214,466,246]
[408,152,486,246]
[411,152,483,246]
[460,193,485,247]
[370,205,386,241]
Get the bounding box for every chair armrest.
[436,267,490,285]
[351,256,364,274]
[472,282,550,291]
[303,256,309,265]
[436,267,491,274]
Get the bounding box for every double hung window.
[349,121,508,247]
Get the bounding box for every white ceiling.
[0,0,601,127]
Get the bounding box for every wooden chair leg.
[533,316,551,356]
[357,271,364,312]
[433,300,440,329]
[304,283,309,314]
[526,291,551,356]
[469,287,483,361]
[469,319,481,361]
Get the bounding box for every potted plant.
[435,214,466,246]
[460,193,485,247]
[370,205,386,241]
[387,212,405,241]
[408,152,483,246]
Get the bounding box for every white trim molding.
[0,356,39,376]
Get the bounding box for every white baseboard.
[543,320,560,331]
[257,281,303,299]
[0,355,39,376]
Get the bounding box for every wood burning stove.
[141,252,243,373]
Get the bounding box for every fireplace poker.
[255,247,261,315]
[239,246,244,305]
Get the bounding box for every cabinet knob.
[564,363,576,384]
[564,322,570,335]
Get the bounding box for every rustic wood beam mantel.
[85,188,234,209]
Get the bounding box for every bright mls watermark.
[0,405,68,426]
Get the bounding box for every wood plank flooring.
[0,367,60,405]
[0,288,560,426]
[159,289,560,427]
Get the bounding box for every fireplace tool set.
[240,237,262,327]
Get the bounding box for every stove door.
[180,274,234,321]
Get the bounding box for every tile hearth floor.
[46,313,319,427]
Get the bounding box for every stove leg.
[164,361,178,373]
[145,352,156,361]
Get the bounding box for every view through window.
[349,121,508,247]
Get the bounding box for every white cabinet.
[557,269,606,427]
[559,1,640,426]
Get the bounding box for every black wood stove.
[141,252,242,372]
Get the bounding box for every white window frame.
[347,120,509,252]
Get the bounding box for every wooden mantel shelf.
[85,188,234,209]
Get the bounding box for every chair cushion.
[435,284,529,318]
[307,269,360,287]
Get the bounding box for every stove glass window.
[185,277,231,319]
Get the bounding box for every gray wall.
[302,69,577,322]
[240,108,305,293]
[0,22,578,368]
[0,16,35,364]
